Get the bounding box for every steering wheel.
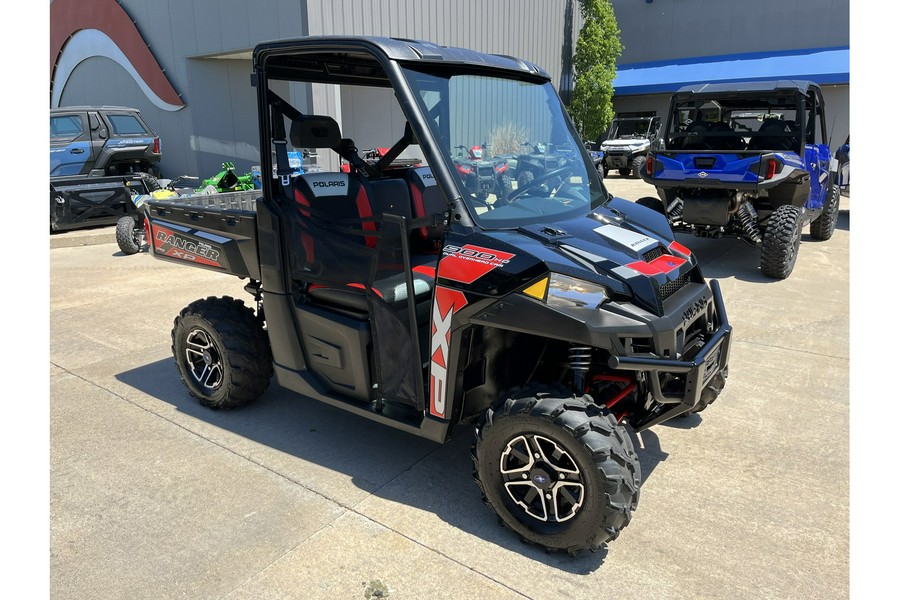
[504,165,576,203]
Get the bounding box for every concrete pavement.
[49,176,850,599]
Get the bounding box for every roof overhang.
[612,47,849,96]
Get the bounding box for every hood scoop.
[593,224,659,258]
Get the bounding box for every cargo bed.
[145,190,262,279]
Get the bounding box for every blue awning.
[613,47,849,96]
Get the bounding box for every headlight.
[523,273,609,308]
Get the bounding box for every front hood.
[602,138,650,149]
[439,198,699,315]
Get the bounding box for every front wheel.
[472,386,641,554]
[171,296,273,409]
[630,156,646,179]
[761,204,803,279]
[809,183,840,240]
[115,215,145,255]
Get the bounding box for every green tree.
[569,0,622,142]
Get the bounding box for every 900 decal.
[437,243,515,284]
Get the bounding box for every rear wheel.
[171,296,273,409]
[630,156,646,179]
[472,385,641,554]
[115,215,144,255]
[809,183,840,240]
[761,204,803,279]
[635,196,666,215]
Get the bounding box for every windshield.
[402,67,607,229]
[608,118,654,140]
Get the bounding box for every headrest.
[289,115,342,149]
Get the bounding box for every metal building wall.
[305,0,578,88]
[52,0,577,178]
[606,0,850,149]
[610,0,850,64]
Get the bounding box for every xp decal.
[429,286,468,419]
[152,224,223,268]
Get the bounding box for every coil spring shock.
[666,197,684,221]
[569,346,592,392]
[737,201,762,243]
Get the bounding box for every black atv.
[451,143,514,207]
[143,36,732,555]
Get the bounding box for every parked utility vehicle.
[640,81,841,279]
[50,106,161,232]
[144,37,732,554]
[599,116,660,178]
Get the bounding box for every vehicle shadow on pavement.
[116,358,668,573]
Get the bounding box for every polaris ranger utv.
[640,81,841,279]
[599,116,660,179]
[144,36,732,554]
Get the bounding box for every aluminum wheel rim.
[184,328,224,391]
[500,434,585,523]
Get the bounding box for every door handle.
[70,148,85,155]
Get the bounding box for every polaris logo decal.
[429,287,468,419]
[312,179,346,188]
[438,244,515,284]
[682,296,708,322]
[304,173,351,196]
[698,171,708,178]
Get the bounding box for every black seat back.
[406,167,447,252]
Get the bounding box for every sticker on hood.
[593,224,657,255]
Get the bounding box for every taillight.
[152,137,161,154]
[646,155,654,176]
[765,158,777,180]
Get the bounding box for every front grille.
[643,246,665,262]
[658,272,690,301]
[478,166,494,177]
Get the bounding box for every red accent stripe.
[412,265,436,278]
[293,189,315,262]
[627,255,687,276]
[347,282,383,298]
[410,183,427,239]
[355,186,377,248]
[293,188,311,216]
[669,240,692,257]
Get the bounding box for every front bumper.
[603,151,636,169]
[608,279,732,430]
